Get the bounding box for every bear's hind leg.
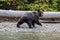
[32,22,35,28]
[27,20,33,28]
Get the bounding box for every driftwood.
[0,9,60,22]
[0,9,32,17]
[0,9,60,19]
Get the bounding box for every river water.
[0,22,60,33]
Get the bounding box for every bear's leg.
[35,20,42,26]
[32,22,35,27]
[27,20,33,28]
[17,19,24,28]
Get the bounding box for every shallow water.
[0,22,60,40]
[0,22,60,33]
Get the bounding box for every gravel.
[0,22,60,33]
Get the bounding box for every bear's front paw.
[40,24,42,26]
[17,25,20,28]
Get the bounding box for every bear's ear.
[32,12,36,15]
[37,10,40,12]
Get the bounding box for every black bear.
[17,10,43,28]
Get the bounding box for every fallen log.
[41,12,60,19]
[0,9,32,17]
[0,9,60,19]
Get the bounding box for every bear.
[16,10,43,28]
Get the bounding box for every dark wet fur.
[17,10,43,28]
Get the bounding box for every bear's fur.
[17,10,43,28]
